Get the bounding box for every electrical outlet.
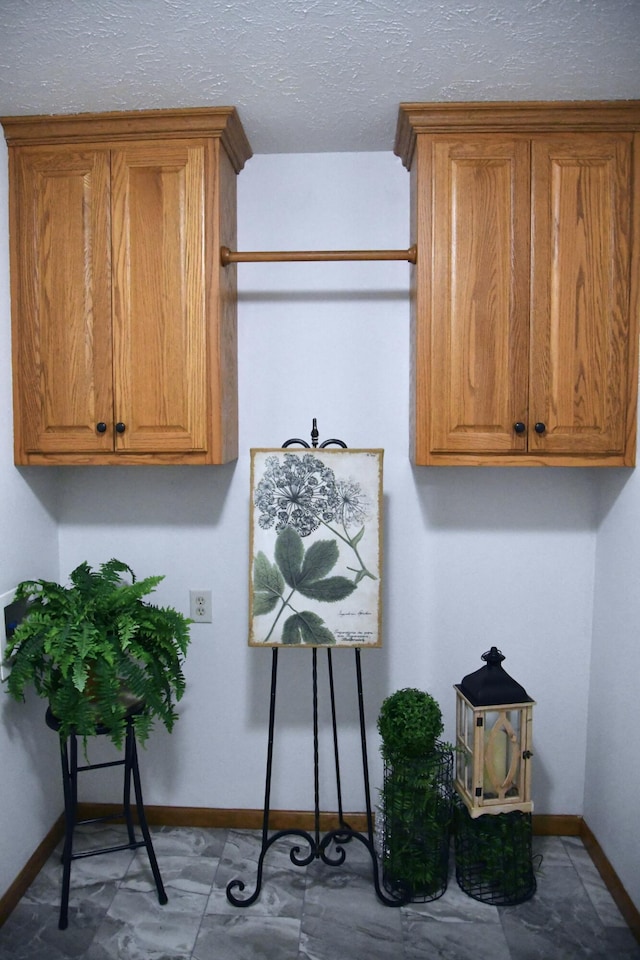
[189,590,212,623]
[1,588,25,680]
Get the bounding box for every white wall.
[54,152,598,822]
[587,464,640,911]
[0,136,62,902]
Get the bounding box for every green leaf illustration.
[262,526,363,643]
[253,591,280,617]
[254,551,285,595]
[275,527,304,588]
[253,551,285,616]
[296,576,357,602]
[299,539,339,582]
[282,611,336,645]
[350,525,365,547]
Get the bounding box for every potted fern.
[378,687,454,901]
[4,559,191,748]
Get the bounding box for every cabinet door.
[11,147,113,458]
[530,134,633,457]
[111,141,208,453]
[427,137,531,455]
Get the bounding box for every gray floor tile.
[403,917,512,960]
[300,910,402,960]
[122,848,219,897]
[0,825,638,959]
[209,829,308,918]
[562,835,631,927]
[88,888,208,959]
[402,879,502,923]
[148,825,228,860]
[499,860,640,960]
[531,834,573,868]
[0,900,99,960]
[301,861,403,960]
[193,914,301,960]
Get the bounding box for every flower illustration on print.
[334,477,372,529]
[254,453,340,537]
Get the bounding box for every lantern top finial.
[456,646,533,707]
[482,647,505,667]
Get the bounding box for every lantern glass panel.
[484,709,522,800]
[455,696,475,796]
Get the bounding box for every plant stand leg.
[128,720,167,905]
[58,733,77,931]
[122,722,136,846]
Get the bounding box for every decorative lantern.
[454,647,535,819]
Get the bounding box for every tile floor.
[0,823,638,959]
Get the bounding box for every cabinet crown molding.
[0,106,252,173]
[395,99,640,170]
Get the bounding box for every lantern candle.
[484,713,508,796]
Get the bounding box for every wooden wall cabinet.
[1,108,252,465]
[395,102,640,466]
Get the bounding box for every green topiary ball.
[377,687,444,761]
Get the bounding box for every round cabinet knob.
[96,422,107,434]
[513,422,526,434]
[115,422,126,434]
[534,422,546,434]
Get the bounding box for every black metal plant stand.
[46,704,167,930]
[226,421,406,908]
[453,797,537,906]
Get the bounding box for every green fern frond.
[4,559,192,750]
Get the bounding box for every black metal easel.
[226,420,406,908]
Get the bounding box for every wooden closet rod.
[220,244,417,266]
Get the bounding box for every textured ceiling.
[1,0,639,155]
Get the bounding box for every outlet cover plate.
[189,590,212,623]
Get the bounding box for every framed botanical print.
[249,448,383,647]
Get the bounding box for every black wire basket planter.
[380,743,454,902]
[453,796,536,905]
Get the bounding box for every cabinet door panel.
[429,138,530,454]
[530,135,632,455]
[111,141,207,453]
[12,148,113,456]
